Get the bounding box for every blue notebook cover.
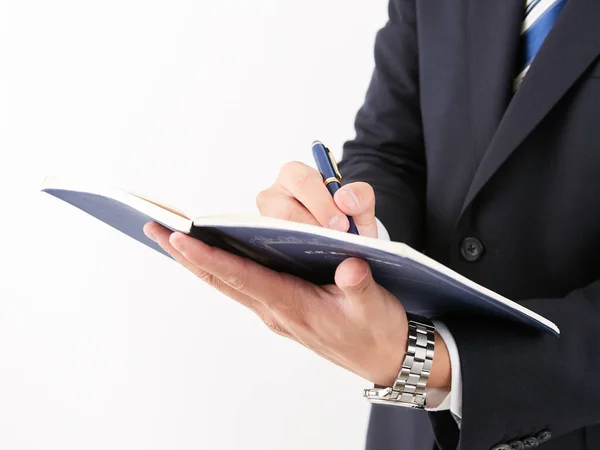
[41,177,559,337]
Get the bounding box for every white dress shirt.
[375,219,463,423]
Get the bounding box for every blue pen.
[311,140,360,235]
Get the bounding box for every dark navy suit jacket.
[339,0,600,448]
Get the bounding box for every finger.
[276,161,349,232]
[143,222,262,313]
[144,223,297,341]
[333,182,378,238]
[167,230,306,311]
[256,188,320,226]
[334,258,383,309]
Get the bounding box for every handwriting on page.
[303,250,404,268]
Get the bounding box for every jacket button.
[522,436,539,448]
[460,237,484,262]
[535,430,552,443]
[490,445,511,450]
[508,440,524,450]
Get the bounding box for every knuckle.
[263,317,289,337]
[351,278,370,297]
[262,199,301,223]
[272,302,309,331]
[279,161,320,191]
[225,271,248,292]
[193,267,215,285]
[257,190,296,220]
[280,204,300,222]
[293,170,320,192]
[279,160,304,178]
[255,189,271,211]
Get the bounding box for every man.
[143,0,600,448]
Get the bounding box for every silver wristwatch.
[363,316,435,409]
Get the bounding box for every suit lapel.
[460,0,600,216]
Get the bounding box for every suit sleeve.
[442,279,600,449]
[338,0,426,250]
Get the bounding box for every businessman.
[144,0,600,448]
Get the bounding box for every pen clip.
[324,146,342,182]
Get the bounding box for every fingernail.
[328,215,348,231]
[342,189,360,209]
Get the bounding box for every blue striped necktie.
[515,0,568,90]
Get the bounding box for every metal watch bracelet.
[363,316,436,409]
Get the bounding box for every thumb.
[334,182,378,238]
[334,258,380,303]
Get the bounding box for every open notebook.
[41,176,559,336]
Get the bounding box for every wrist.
[428,331,451,389]
[364,317,438,409]
[378,326,452,390]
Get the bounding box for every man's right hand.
[256,161,379,238]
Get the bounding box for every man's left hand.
[143,222,450,389]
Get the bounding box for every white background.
[1,0,389,449]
